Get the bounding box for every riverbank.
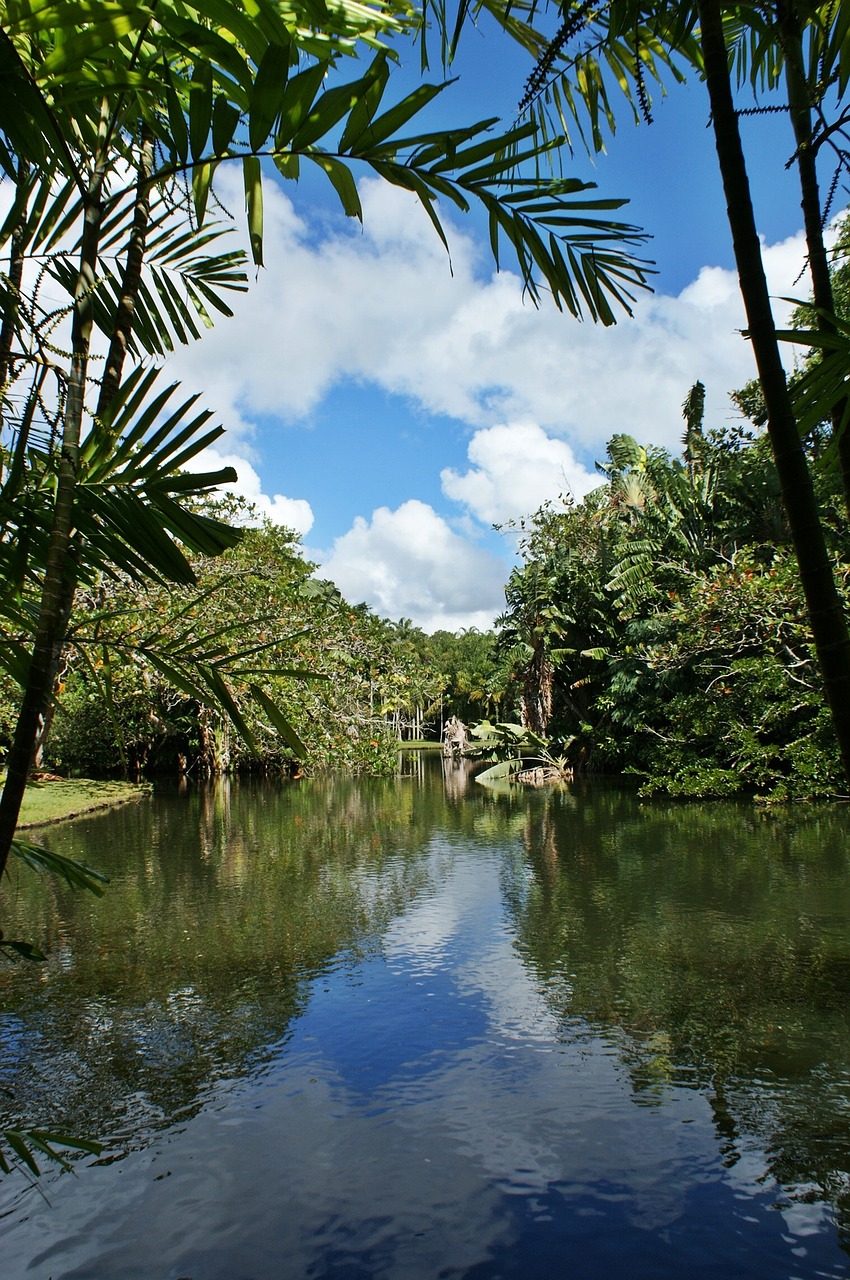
[13,777,151,828]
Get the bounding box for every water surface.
[1,757,850,1278]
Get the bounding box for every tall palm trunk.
[96,128,153,419]
[696,0,850,787]
[521,641,553,738]
[0,103,115,876]
[0,177,104,876]
[776,0,850,516]
[30,130,157,768]
[0,129,156,815]
[0,216,25,396]
[0,161,31,494]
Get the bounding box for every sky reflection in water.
[1,760,849,1279]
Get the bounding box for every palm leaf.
[250,683,308,757]
[9,838,109,895]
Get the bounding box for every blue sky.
[170,16,828,630]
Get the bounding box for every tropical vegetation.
[492,367,850,800]
[0,0,658,890]
[0,0,848,814]
[530,0,850,780]
[3,0,850,1192]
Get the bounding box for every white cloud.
[166,172,821,629]
[441,421,597,527]
[199,447,314,535]
[170,174,812,469]
[318,499,507,632]
[168,177,476,431]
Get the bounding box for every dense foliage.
[0,509,509,778]
[25,386,850,798]
[6,512,431,779]
[493,395,850,801]
[0,0,656,889]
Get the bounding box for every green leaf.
[243,155,264,266]
[39,11,144,73]
[165,76,190,166]
[29,1129,104,1157]
[307,154,362,219]
[429,119,536,175]
[10,839,109,896]
[3,1130,41,1175]
[198,664,258,753]
[273,151,300,180]
[249,37,291,152]
[475,758,523,784]
[192,159,218,228]
[212,95,240,155]
[250,683,307,757]
[337,52,390,152]
[274,62,327,148]
[189,60,214,161]
[144,651,210,702]
[346,80,445,154]
[0,1128,104,1176]
[290,72,376,150]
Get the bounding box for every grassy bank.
[14,777,151,829]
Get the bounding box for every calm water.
[1,756,850,1278]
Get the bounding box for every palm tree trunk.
[696,0,850,787]
[0,213,25,395]
[777,0,850,516]
[0,222,100,870]
[0,153,106,877]
[5,133,157,800]
[0,173,30,493]
[521,643,553,738]
[96,127,153,419]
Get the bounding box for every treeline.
[18,393,850,799]
[0,505,507,780]
[0,513,409,779]
[494,392,849,800]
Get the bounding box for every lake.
[1,755,850,1278]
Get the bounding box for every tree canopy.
[492,379,848,799]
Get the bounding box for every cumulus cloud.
[199,447,314,535]
[165,171,820,627]
[318,500,507,632]
[441,422,598,528]
[170,174,812,466]
[168,177,478,431]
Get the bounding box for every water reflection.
[0,761,849,1278]
[0,772,448,1156]
[504,786,850,1246]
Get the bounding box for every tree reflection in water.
[505,784,850,1250]
[0,761,849,1274]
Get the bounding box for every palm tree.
[0,0,660,874]
[484,0,850,788]
[694,0,850,784]
[497,563,568,737]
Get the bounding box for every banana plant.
[466,718,573,786]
